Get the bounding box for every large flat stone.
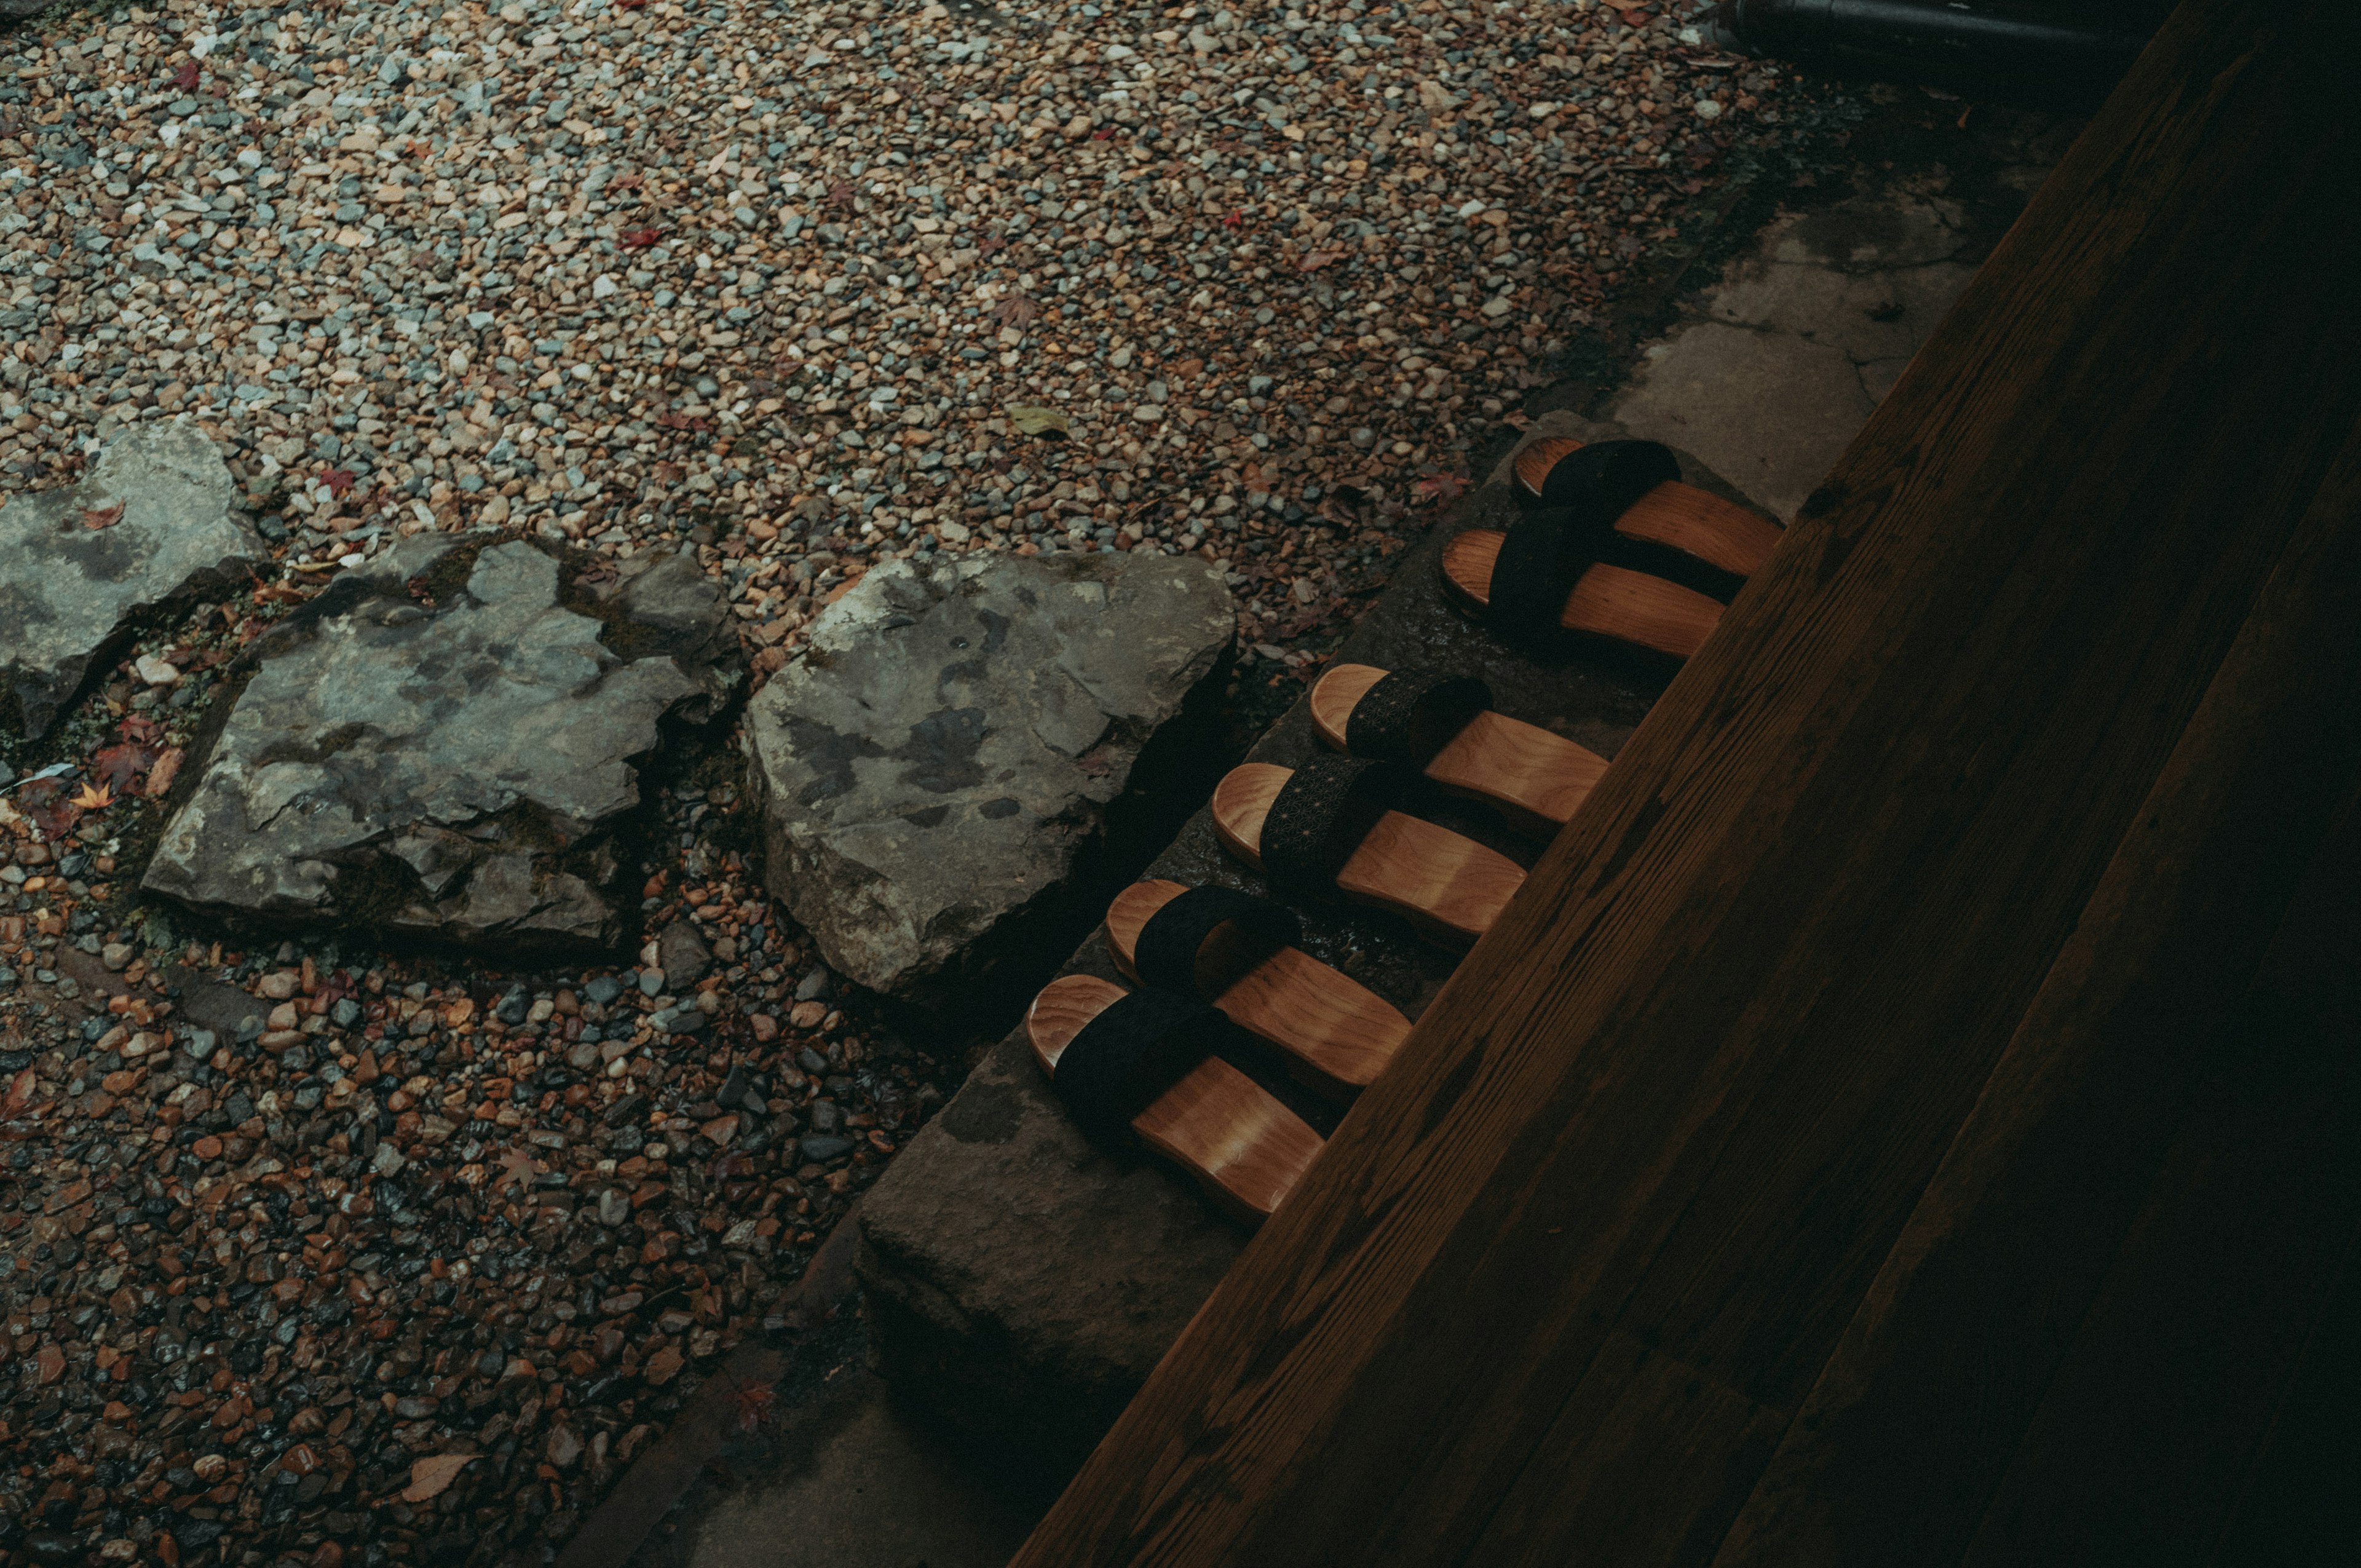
[143,536,735,953]
[742,551,1233,1005]
[1608,323,1873,521]
[856,417,1762,1482]
[0,420,265,740]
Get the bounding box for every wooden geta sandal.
[1106,879,1410,1099]
[1028,974,1321,1223]
[1441,437,1782,659]
[1310,663,1608,837]
[1210,758,1524,946]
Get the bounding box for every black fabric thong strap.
[1134,885,1302,996]
[1260,755,1406,903]
[1342,668,1493,768]
[1489,439,1746,646]
[1053,988,1237,1146]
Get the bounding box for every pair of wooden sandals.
[1030,438,1780,1222]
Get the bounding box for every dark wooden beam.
[1011,1,2361,1562]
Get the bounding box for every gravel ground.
[1,0,1801,1564]
[3,710,951,1568]
[2,0,1793,666]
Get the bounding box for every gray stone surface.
[1607,191,1983,520]
[143,535,735,952]
[856,416,1756,1482]
[743,550,1233,1003]
[629,1371,1034,1568]
[0,420,264,740]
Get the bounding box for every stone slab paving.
[742,550,1232,1004]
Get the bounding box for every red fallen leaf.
[91,742,158,795]
[80,502,125,531]
[119,713,166,744]
[617,0,647,9]
[2,1067,34,1120]
[612,174,646,193]
[976,235,1006,255]
[1222,210,1244,229]
[1299,247,1345,272]
[620,226,663,248]
[1091,126,1119,140]
[16,778,81,843]
[172,58,200,92]
[320,468,355,497]
[993,294,1040,327]
[825,180,855,209]
[1414,472,1471,506]
[1502,410,1534,430]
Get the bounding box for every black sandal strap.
[1134,885,1302,996]
[1521,437,1681,516]
[1260,755,1406,903]
[1489,440,1747,646]
[1342,668,1493,768]
[1054,988,1236,1146]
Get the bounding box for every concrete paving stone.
[1607,323,1873,521]
[1707,255,1979,363]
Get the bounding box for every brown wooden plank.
[1712,398,2361,1568]
[1010,3,2361,1562]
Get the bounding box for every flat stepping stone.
[742,551,1233,1002]
[143,534,735,952]
[0,421,265,740]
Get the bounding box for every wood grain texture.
[1713,402,2361,1568]
[1013,4,2361,1562]
[1211,762,1525,946]
[1441,533,1725,659]
[1310,663,1610,837]
[1028,975,1322,1225]
[1107,879,1410,1098]
[1514,438,1784,576]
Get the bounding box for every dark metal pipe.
[1708,0,2170,100]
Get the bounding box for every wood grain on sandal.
[1513,437,1784,577]
[1027,974,1319,1224]
[1106,879,1410,1098]
[1211,762,1524,946]
[1441,531,1726,660]
[1310,663,1608,837]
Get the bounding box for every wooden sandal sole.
[1107,879,1410,1098]
[1211,762,1525,946]
[1028,974,1320,1223]
[1442,534,1726,659]
[1310,663,1607,837]
[1451,440,1786,658]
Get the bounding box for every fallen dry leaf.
[1299,247,1345,272]
[403,1453,475,1503]
[620,226,663,248]
[994,294,1040,328]
[171,58,200,92]
[144,746,186,798]
[492,1146,539,1195]
[80,502,125,531]
[320,468,355,497]
[69,782,114,812]
[2,1067,34,1120]
[91,742,157,794]
[1414,472,1471,506]
[1005,405,1072,438]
